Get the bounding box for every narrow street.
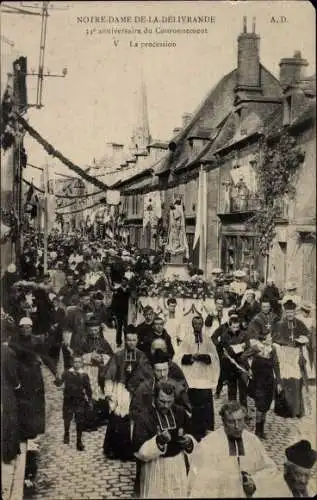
[29,354,316,499]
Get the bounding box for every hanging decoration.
[15,115,109,191]
[56,198,106,216]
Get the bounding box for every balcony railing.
[224,194,262,213]
[221,194,289,218]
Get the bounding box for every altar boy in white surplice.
[162,297,184,351]
[174,315,219,442]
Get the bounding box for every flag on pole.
[193,166,207,271]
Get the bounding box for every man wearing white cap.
[229,271,248,301]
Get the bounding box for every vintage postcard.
[1,1,316,499]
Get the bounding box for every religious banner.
[193,167,207,270]
[143,191,162,230]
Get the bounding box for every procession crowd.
[1,232,316,498]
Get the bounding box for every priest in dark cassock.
[136,305,155,352]
[102,325,153,460]
[247,297,279,339]
[244,298,281,436]
[140,314,175,361]
[81,316,113,428]
[272,299,312,419]
[130,347,191,498]
[132,380,196,498]
[130,347,191,422]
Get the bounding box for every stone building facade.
[101,18,316,301]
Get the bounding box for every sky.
[1,0,315,184]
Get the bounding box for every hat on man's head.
[283,299,297,311]
[93,291,104,301]
[166,297,177,305]
[300,301,312,313]
[151,349,170,365]
[285,281,297,291]
[19,317,33,326]
[212,268,223,275]
[286,440,317,469]
[234,270,246,278]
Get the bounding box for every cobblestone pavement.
[28,332,316,499]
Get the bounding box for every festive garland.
[248,130,305,256]
[56,198,106,216]
[23,178,104,200]
[136,275,213,299]
[16,115,109,192]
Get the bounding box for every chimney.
[182,113,192,128]
[236,16,261,91]
[279,51,309,88]
[107,142,124,167]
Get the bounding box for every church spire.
[131,60,151,154]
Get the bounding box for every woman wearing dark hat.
[272,299,313,419]
[81,316,113,429]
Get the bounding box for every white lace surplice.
[136,436,190,499]
[82,352,110,401]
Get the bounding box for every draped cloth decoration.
[16,115,109,192]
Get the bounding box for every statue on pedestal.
[165,199,189,260]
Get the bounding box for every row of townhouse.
[111,18,315,303]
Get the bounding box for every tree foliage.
[249,130,304,256]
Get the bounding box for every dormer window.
[283,95,292,126]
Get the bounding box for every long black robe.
[10,337,46,440]
[1,343,21,463]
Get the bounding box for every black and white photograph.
[1,1,316,498]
